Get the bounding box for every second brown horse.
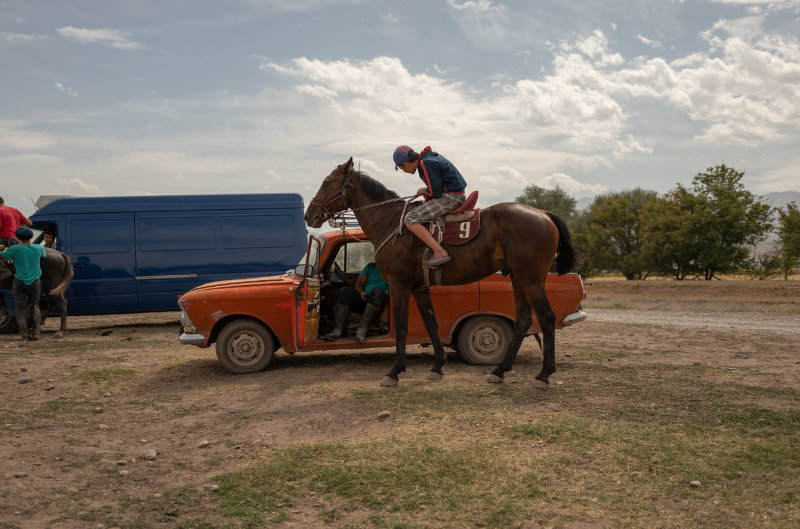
[305,158,576,387]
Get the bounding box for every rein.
[311,177,418,255]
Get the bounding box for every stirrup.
[426,255,452,267]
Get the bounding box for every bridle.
[310,175,416,224]
[309,187,349,222]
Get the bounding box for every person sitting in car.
[323,262,388,342]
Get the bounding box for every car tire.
[457,316,514,365]
[0,305,17,334]
[215,319,276,374]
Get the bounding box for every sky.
[2,0,799,216]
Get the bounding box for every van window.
[220,215,295,249]
[72,219,132,254]
[138,217,214,252]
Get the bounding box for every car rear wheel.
[215,319,276,374]
[457,316,514,365]
[0,306,17,334]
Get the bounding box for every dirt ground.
[1,279,798,529]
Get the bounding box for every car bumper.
[562,310,587,326]
[179,333,208,346]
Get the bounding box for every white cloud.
[637,34,663,48]
[446,0,515,50]
[709,0,800,12]
[538,173,608,194]
[55,82,79,96]
[1,31,47,42]
[242,0,367,13]
[0,121,57,150]
[756,159,800,192]
[57,26,144,50]
[56,177,103,195]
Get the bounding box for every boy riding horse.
[393,146,467,266]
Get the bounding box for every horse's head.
[304,157,355,228]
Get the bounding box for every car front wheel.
[215,319,276,374]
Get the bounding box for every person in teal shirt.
[323,262,388,342]
[0,227,47,341]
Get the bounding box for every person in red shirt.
[0,196,33,246]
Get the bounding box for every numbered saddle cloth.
[411,209,481,246]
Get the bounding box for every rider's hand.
[416,187,427,197]
[360,291,367,301]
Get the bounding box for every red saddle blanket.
[411,209,481,246]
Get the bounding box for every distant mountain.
[763,191,800,209]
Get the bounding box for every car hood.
[187,273,296,293]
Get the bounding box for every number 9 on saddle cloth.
[409,190,480,247]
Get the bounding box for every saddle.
[411,190,480,247]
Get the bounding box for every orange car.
[178,229,587,373]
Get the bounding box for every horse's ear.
[341,157,355,186]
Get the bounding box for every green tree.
[775,201,800,279]
[573,188,657,280]
[640,188,704,280]
[744,250,782,280]
[515,184,576,221]
[687,165,773,280]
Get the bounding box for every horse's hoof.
[54,332,63,339]
[380,376,398,387]
[427,371,443,381]
[487,374,504,384]
[533,378,549,389]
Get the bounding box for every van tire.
[0,306,17,334]
[457,316,513,365]
[215,320,276,374]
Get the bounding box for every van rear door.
[66,213,138,314]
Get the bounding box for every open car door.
[294,235,322,347]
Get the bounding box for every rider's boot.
[322,304,349,341]
[354,303,381,343]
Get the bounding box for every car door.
[295,235,322,346]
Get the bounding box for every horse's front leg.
[382,285,410,387]
[56,295,67,338]
[412,288,447,380]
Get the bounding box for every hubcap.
[228,331,264,367]
[471,324,504,358]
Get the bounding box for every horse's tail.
[49,252,74,296]
[547,212,576,275]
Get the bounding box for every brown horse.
[305,158,576,387]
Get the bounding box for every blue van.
[0,194,307,332]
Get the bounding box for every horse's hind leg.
[489,281,532,383]
[412,288,447,380]
[529,283,556,385]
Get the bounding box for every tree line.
[516,165,800,280]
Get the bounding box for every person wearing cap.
[0,227,47,341]
[393,145,467,266]
[0,196,33,247]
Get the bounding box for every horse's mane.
[348,168,399,203]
